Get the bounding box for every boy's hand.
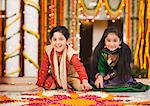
[33,87,44,92]
[81,79,92,90]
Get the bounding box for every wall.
[92,20,107,51]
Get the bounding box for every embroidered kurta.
[96,48,150,91]
[36,45,88,89]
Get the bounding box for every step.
[0,77,37,84]
[0,84,37,92]
[136,78,150,85]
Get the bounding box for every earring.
[118,45,121,48]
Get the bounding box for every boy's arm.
[36,52,50,87]
[70,54,88,81]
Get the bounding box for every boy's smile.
[50,32,67,53]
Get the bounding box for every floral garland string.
[79,0,102,21]
[103,0,125,21]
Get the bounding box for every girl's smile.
[104,33,121,51]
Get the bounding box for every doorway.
[80,21,93,75]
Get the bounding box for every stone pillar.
[5,0,21,77]
[23,0,40,77]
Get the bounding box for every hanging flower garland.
[58,0,63,25]
[79,0,102,20]
[71,0,76,48]
[134,0,145,69]
[145,0,150,78]
[40,0,47,58]
[79,0,102,15]
[134,0,150,79]
[103,0,125,20]
[125,0,131,46]
[76,0,81,51]
[48,0,54,31]
[48,0,57,32]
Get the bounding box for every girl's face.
[50,32,67,52]
[104,33,121,51]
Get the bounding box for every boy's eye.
[59,37,64,40]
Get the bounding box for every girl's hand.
[81,79,92,90]
[95,75,104,88]
[104,74,110,80]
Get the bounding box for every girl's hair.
[49,26,70,40]
[96,26,123,51]
[90,27,132,84]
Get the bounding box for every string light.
[112,19,115,23]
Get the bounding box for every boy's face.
[104,33,121,51]
[50,32,67,52]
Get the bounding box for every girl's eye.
[52,38,57,41]
[113,39,119,42]
[106,39,111,42]
[113,39,117,42]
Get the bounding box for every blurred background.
[0,0,149,79]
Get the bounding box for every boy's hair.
[49,26,70,40]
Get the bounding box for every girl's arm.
[97,52,109,78]
[95,52,109,88]
[36,52,50,87]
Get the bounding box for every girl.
[36,26,92,91]
[90,27,150,91]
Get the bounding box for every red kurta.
[36,48,88,89]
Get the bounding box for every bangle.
[109,71,117,79]
[95,73,100,79]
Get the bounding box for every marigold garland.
[103,0,125,18]
[134,0,143,67]
[71,0,76,47]
[134,0,150,79]
[80,0,102,15]
[134,0,145,68]
[125,0,131,46]
[146,0,150,78]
